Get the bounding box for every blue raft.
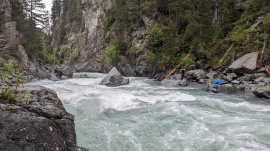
[212,80,223,86]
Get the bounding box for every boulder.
[55,66,73,79]
[263,78,270,84]
[0,86,87,151]
[231,80,240,85]
[206,84,237,94]
[61,75,68,80]
[229,52,259,75]
[223,73,237,81]
[80,74,89,78]
[159,79,181,86]
[99,67,129,87]
[179,79,189,86]
[185,69,206,81]
[50,74,59,82]
[254,77,265,84]
[253,85,270,99]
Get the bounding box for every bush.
[102,45,118,64]
[11,43,20,58]
[146,51,156,64]
[0,60,25,103]
[70,51,80,63]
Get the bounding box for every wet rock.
[216,84,237,94]
[80,74,89,78]
[61,75,68,80]
[50,74,59,82]
[253,85,270,99]
[229,52,259,75]
[99,67,129,87]
[179,79,189,86]
[0,86,86,151]
[199,79,208,84]
[55,66,73,79]
[159,79,181,86]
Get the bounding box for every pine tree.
[51,0,62,23]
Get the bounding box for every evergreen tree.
[51,0,62,23]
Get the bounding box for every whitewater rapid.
[27,72,270,151]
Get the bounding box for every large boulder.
[253,85,270,99]
[55,66,73,79]
[206,83,237,94]
[99,67,129,87]
[229,52,259,75]
[0,86,88,151]
[185,69,206,81]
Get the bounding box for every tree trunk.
[199,27,204,52]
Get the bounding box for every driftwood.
[265,66,270,76]
[218,44,234,66]
[164,54,190,80]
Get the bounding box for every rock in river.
[0,86,88,151]
[99,67,129,87]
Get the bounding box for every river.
[26,72,270,151]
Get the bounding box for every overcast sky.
[42,0,53,13]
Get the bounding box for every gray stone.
[0,86,85,150]
[223,73,237,81]
[80,74,89,78]
[61,75,68,80]
[229,52,259,74]
[239,74,253,82]
[206,71,218,80]
[216,84,237,94]
[254,77,265,84]
[159,79,180,86]
[62,66,73,78]
[185,69,206,81]
[253,85,270,99]
[232,80,240,84]
[50,74,59,82]
[199,79,207,84]
[263,78,270,84]
[99,67,129,87]
[179,79,189,86]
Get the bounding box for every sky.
[42,0,53,13]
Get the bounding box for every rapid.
[26,72,270,151]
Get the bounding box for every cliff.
[52,0,270,79]
[0,86,88,151]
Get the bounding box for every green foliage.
[102,45,119,64]
[74,1,83,21]
[11,43,20,58]
[148,24,164,49]
[146,51,156,64]
[0,60,24,103]
[70,51,81,63]
[0,10,3,33]
[141,1,152,9]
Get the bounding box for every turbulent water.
[27,73,270,151]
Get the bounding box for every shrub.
[11,43,20,58]
[102,45,118,64]
[0,60,24,103]
[70,51,80,63]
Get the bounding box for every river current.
[27,72,270,151]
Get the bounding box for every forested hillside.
[50,0,270,77]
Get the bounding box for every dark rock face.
[253,86,270,99]
[99,67,129,87]
[0,86,88,151]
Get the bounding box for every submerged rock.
[99,67,129,87]
[80,74,89,78]
[0,86,87,151]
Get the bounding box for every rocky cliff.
[51,0,152,77]
[0,86,87,151]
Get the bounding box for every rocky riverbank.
[0,86,88,151]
